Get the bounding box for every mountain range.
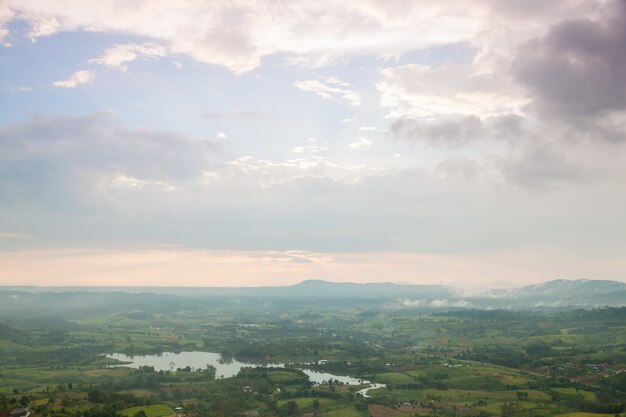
[1,279,625,316]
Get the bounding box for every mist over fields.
[2,279,625,320]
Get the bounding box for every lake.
[106,351,384,396]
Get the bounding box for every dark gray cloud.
[389,115,484,146]
[0,113,216,180]
[1,113,625,256]
[487,0,596,19]
[436,158,481,180]
[514,0,626,124]
[496,145,583,188]
[386,1,626,188]
[389,114,528,146]
[0,113,218,210]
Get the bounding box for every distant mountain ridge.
[1,279,625,311]
[284,279,453,299]
[491,279,626,307]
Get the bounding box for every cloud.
[512,1,626,138]
[1,1,489,73]
[291,137,329,154]
[378,1,626,147]
[89,42,167,71]
[402,298,473,308]
[349,137,373,150]
[27,16,60,41]
[375,1,626,187]
[378,63,527,120]
[389,113,529,148]
[497,145,582,188]
[294,77,362,106]
[494,136,626,188]
[10,86,33,92]
[436,158,481,181]
[359,126,380,132]
[108,174,176,192]
[52,70,96,88]
[0,5,14,46]
[0,0,611,79]
[0,232,31,238]
[224,154,384,187]
[3,1,626,284]
[390,115,484,146]
[0,113,217,208]
[2,113,626,256]
[201,110,263,120]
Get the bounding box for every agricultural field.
[0,290,625,417]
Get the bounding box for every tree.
[313,398,320,415]
[285,400,298,416]
[205,364,216,379]
[88,389,104,403]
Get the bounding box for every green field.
[120,405,174,417]
[555,413,625,417]
[0,293,625,417]
[322,404,364,417]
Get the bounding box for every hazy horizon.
[2,1,626,288]
[1,268,625,291]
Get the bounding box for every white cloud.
[0,1,488,73]
[225,154,384,187]
[402,298,473,308]
[378,63,527,120]
[0,5,14,46]
[52,70,96,88]
[0,232,31,238]
[291,137,329,154]
[349,137,373,150]
[108,173,176,192]
[90,42,167,71]
[216,132,227,140]
[294,77,362,106]
[27,16,59,41]
[9,86,33,92]
[0,0,608,77]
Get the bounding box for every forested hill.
[0,279,624,319]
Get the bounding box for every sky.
[1,0,626,288]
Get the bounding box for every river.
[106,351,384,396]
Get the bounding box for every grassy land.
[322,404,364,417]
[555,413,625,417]
[1,299,625,417]
[120,405,174,417]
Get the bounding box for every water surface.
[107,351,383,392]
